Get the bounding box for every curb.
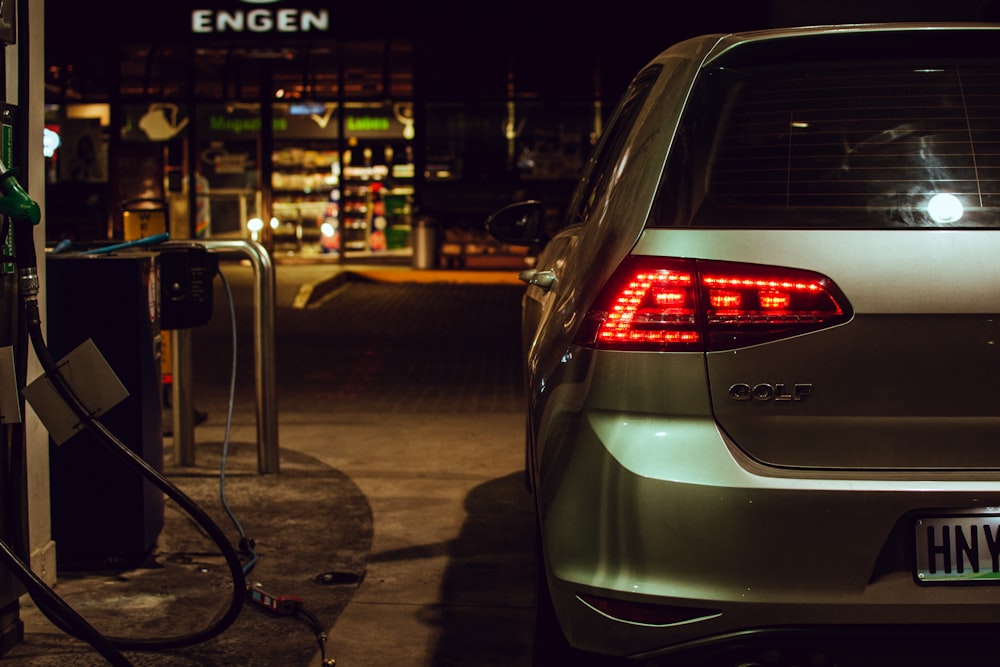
[293,268,523,309]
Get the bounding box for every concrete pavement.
[290,262,534,667]
[3,259,537,666]
[298,412,533,667]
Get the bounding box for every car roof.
[654,22,1000,68]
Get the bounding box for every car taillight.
[578,257,851,351]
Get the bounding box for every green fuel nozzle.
[0,160,41,226]
[0,159,43,317]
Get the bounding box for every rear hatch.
[673,230,1000,470]
[638,32,1000,470]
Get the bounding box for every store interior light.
[247,217,264,241]
[43,127,61,158]
[290,101,327,116]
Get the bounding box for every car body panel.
[632,229,1000,315]
[538,349,1000,658]
[632,229,1000,469]
[499,21,1000,664]
[521,46,716,414]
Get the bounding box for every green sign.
[208,115,289,134]
[347,116,390,132]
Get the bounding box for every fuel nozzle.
[0,159,44,320]
[0,159,42,228]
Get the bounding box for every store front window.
[420,98,596,266]
[271,100,415,256]
[45,39,414,258]
[44,23,612,266]
[192,103,262,241]
[44,104,113,242]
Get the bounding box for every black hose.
[0,217,133,665]
[0,539,134,667]
[12,219,247,652]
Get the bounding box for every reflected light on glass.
[927,193,963,224]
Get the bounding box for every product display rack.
[271,143,338,250]
[271,140,414,253]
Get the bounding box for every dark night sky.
[43,0,1000,104]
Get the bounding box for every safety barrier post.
[166,239,279,474]
[172,327,195,466]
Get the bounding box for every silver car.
[488,23,1000,666]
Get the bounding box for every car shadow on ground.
[428,471,536,667]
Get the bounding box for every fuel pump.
[0,136,34,657]
[0,160,135,665]
[0,161,248,663]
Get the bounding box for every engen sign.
[192,0,330,34]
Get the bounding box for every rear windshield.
[651,59,1000,228]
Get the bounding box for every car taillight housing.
[578,257,852,351]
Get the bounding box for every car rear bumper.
[535,364,1000,658]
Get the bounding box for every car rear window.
[652,58,1000,228]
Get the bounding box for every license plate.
[915,514,1000,583]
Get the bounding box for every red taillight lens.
[594,267,700,347]
[579,257,851,351]
[699,260,849,349]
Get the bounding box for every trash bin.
[412,217,437,270]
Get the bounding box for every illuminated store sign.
[192,0,329,34]
[203,111,400,139]
[347,116,390,132]
[209,115,289,133]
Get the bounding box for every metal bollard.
[166,239,279,475]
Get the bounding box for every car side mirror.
[485,200,547,247]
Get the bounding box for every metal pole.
[171,327,195,466]
[165,239,279,474]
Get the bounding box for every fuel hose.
[4,169,247,658]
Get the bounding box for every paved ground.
[2,260,536,666]
[10,258,995,667]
